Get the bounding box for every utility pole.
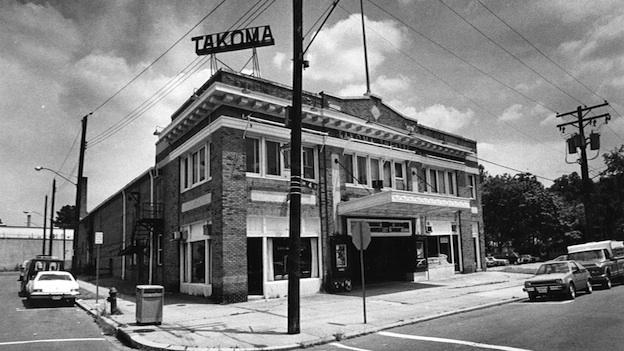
[48,178,56,256]
[42,195,48,255]
[556,102,611,241]
[73,114,89,269]
[288,0,303,335]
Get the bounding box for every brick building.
[74,70,484,303]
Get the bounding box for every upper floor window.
[344,154,407,191]
[425,167,457,196]
[181,142,211,191]
[246,136,317,181]
[303,146,316,180]
[246,138,260,173]
[266,140,281,176]
[468,174,476,198]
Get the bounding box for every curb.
[76,294,526,351]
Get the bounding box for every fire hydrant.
[107,287,119,315]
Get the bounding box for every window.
[266,140,281,176]
[468,174,476,198]
[183,158,189,189]
[448,172,456,195]
[437,170,446,194]
[383,161,392,188]
[303,146,315,179]
[395,162,405,190]
[246,138,260,173]
[357,156,368,185]
[271,237,317,280]
[181,143,210,191]
[199,147,206,181]
[191,241,206,283]
[429,169,438,192]
[192,151,199,184]
[370,158,380,184]
[344,154,354,183]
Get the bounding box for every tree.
[55,205,76,229]
[482,173,564,257]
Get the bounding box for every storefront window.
[191,241,206,283]
[272,238,314,280]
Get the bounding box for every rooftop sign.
[192,25,275,56]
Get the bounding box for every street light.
[34,166,77,185]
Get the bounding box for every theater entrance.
[350,236,417,284]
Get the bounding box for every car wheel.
[528,292,537,301]
[603,277,612,289]
[586,280,593,294]
[567,283,576,300]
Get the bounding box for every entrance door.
[247,238,263,295]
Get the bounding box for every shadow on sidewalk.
[336,280,441,297]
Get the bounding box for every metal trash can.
[136,285,164,325]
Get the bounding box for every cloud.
[305,14,405,83]
[396,104,474,133]
[272,52,287,69]
[499,104,523,122]
[337,75,411,97]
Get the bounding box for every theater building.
[74,70,484,303]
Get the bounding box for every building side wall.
[0,238,73,270]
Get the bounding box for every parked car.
[495,252,519,265]
[523,261,592,301]
[18,255,65,297]
[518,254,540,264]
[25,271,80,305]
[486,256,509,267]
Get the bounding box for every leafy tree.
[482,173,564,257]
[55,205,76,229]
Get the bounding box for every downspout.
[149,168,154,285]
[122,190,126,280]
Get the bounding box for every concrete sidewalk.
[76,271,532,351]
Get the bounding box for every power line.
[437,0,585,106]
[90,0,228,115]
[88,0,274,148]
[477,157,555,182]
[366,0,559,114]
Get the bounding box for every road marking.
[330,342,373,351]
[378,331,533,351]
[0,337,106,346]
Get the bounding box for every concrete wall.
[0,237,73,270]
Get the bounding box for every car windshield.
[536,263,569,275]
[568,250,604,261]
[38,273,72,281]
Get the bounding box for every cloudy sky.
[2,0,624,226]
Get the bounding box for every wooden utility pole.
[73,114,89,269]
[48,178,56,256]
[42,195,48,255]
[556,102,610,240]
[288,0,303,335]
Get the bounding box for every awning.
[336,190,472,217]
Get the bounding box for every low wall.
[0,238,73,271]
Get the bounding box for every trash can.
[136,285,164,325]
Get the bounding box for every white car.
[26,271,80,305]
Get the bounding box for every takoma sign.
[192,25,275,56]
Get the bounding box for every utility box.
[136,285,164,325]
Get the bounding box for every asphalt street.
[0,272,131,351]
[307,283,624,351]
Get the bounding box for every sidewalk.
[76,271,532,351]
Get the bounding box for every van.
[18,255,65,297]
